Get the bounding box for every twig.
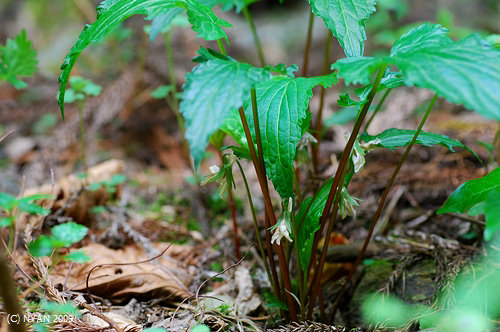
[0,128,14,143]
[447,213,486,227]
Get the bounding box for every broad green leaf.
[58,0,231,118]
[333,23,500,120]
[393,33,500,120]
[484,189,500,242]
[29,235,54,257]
[389,23,451,56]
[17,194,53,216]
[361,129,478,159]
[244,73,337,198]
[17,201,51,216]
[51,222,88,247]
[308,0,377,57]
[296,178,333,271]
[180,51,271,167]
[437,167,500,215]
[0,30,37,89]
[63,251,92,263]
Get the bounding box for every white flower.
[271,198,294,245]
[339,187,361,219]
[209,165,220,174]
[271,218,292,245]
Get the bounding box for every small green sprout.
[29,221,90,263]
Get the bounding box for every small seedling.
[88,173,126,194]
[28,221,90,263]
[0,192,51,251]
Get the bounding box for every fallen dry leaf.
[50,243,193,302]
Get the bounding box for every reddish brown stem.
[306,173,343,319]
[306,66,387,319]
[307,66,387,278]
[227,187,241,260]
[217,150,241,260]
[329,93,438,322]
[238,105,298,320]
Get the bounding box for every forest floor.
[1,2,499,331]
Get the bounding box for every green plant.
[57,0,500,324]
[28,221,90,263]
[0,191,89,266]
[30,300,82,332]
[87,173,126,194]
[216,302,231,315]
[438,167,500,242]
[0,192,51,251]
[0,30,37,89]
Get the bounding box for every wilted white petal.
[360,138,381,152]
[352,147,365,173]
[351,139,367,174]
